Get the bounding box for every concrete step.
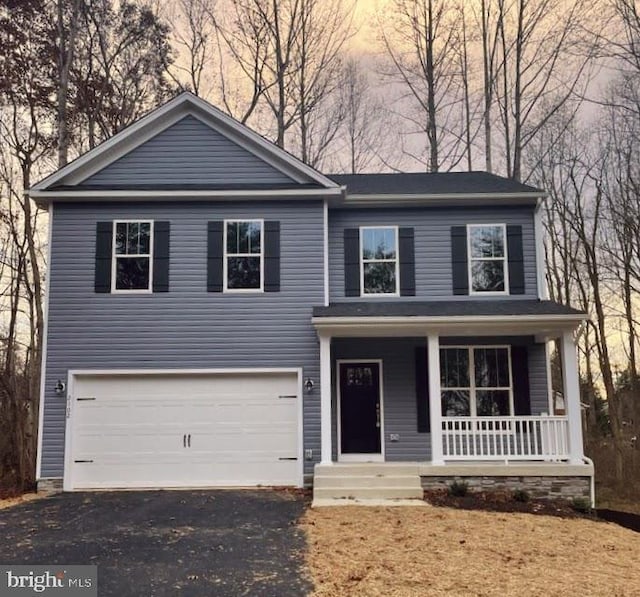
[314,463,420,477]
[312,498,428,507]
[313,486,424,500]
[314,474,423,489]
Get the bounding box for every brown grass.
[301,505,640,597]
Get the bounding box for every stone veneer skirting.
[421,475,591,501]
[37,479,63,493]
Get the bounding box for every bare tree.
[493,0,597,181]
[211,0,353,161]
[379,0,466,172]
[335,58,387,174]
[56,0,82,167]
[71,0,175,148]
[165,0,217,96]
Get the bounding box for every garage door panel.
[68,372,300,489]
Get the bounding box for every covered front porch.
[312,300,588,472]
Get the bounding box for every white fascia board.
[30,187,343,207]
[330,192,545,208]
[31,92,339,192]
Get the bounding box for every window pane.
[363,262,396,294]
[139,222,151,254]
[361,229,375,259]
[227,256,261,289]
[126,222,140,254]
[227,222,261,254]
[474,348,509,388]
[362,228,396,260]
[345,367,374,387]
[440,348,470,388]
[115,223,127,255]
[247,222,261,254]
[470,226,504,258]
[227,222,239,253]
[237,222,250,253]
[476,390,510,416]
[441,390,471,416]
[115,257,150,290]
[471,260,505,292]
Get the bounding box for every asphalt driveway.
[0,489,311,596]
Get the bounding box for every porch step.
[313,486,424,500]
[314,474,422,489]
[314,463,420,476]
[312,463,424,504]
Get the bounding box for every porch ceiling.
[312,300,585,339]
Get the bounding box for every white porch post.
[561,330,584,464]
[428,334,444,465]
[319,333,333,464]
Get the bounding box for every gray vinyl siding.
[81,116,295,187]
[41,200,324,478]
[528,342,551,415]
[332,337,548,462]
[329,206,538,300]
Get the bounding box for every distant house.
[30,93,592,504]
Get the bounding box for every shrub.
[448,480,469,497]
[512,489,530,503]
[571,497,592,513]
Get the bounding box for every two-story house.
[30,93,593,504]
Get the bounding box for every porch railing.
[441,416,569,461]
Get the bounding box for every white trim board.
[35,203,53,481]
[336,359,385,463]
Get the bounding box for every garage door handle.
[187,434,191,448]
[278,457,297,461]
[183,434,186,448]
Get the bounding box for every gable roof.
[31,92,340,198]
[328,171,544,197]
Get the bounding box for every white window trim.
[359,225,400,297]
[440,345,514,417]
[111,220,154,294]
[467,223,510,296]
[223,219,264,293]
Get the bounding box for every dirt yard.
[302,505,640,597]
[0,492,42,510]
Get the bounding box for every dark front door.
[339,362,381,455]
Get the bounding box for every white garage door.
[66,371,300,490]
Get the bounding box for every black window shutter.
[344,228,360,297]
[207,221,224,292]
[95,221,113,293]
[451,226,468,295]
[399,227,416,296]
[511,346,531,415]
[507,225,525,294]
[152,221,170,292]
[264,220,280,292]
[415,346,430,433]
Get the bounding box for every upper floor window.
[224,220,263,291]
[440,346,512,417]
[360,226,399,295]
[113,221,153,292]
[468,224,508,294]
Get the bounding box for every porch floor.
[320,460,593,476]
